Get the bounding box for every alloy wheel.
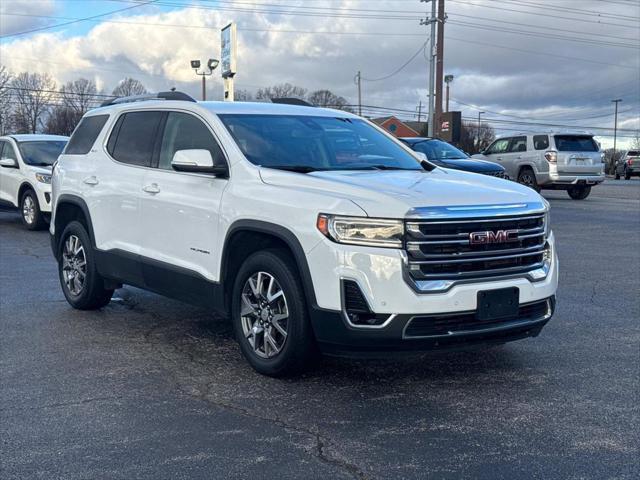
[22,195,35,224]
[62,235,87,296]
[240,271,289,359]
[519,172,535,188]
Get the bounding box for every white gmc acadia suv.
[50,92,558,376]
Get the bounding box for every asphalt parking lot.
[1,180,639,480]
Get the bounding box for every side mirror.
[171,149,228,176]
[414,151,428,162]
[0,158,18,168]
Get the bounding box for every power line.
[0,0,159,39]
[361,41,428,82]
[493,0,640,22]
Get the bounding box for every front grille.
[486,170,508,179]
[404,298,550,338]
[405,213,547,281]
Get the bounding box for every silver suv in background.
[614,150,640,180]
[473,132,605,200]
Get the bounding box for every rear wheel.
[567,185,591,200]
[20,189,46,230]
[614,169,620,180]
[625,168,631,180]
[231,249,317,376]
[517,168,539,192]
[58,221,113,310]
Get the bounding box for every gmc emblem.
[469,229,519,245]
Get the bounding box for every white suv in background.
[474,132,605,200]
[50,92,558,376]
[0,134,69,229]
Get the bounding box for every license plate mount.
[476,287,519,321]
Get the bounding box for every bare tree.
[458,121,495,154]
[45,106,78,136]
[255,83,307,100]
[307,89,350,110]
[112,77,147,97]
[11,72,55,134]
[62,78,98,116]
[234,88,254,102]
[0,66,12,135]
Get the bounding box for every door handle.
[517,156,522,160]
[142,183,160,194]
[83,176,99,186]
[496,157,502,161]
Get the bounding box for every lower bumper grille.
[404,298,551,338]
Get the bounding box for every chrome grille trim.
[404,212,548,284]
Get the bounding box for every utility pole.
[434,0,446,136]
[416,101,423,122]
[421,0,437,137]
[476,111,485,151]
[612,99,622,174]
[354,71,362,116]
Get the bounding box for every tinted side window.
[487,138,510,154]
[158,112,225,170]
[109,111,163,167]
[533,135,549,150]
[65,115,109,155]
[0,141,5,159]
[508,136,527,153]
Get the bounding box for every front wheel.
[231,249,318,377]
[20,189,46,230]
[567,185,591,200]
[58,221,114,310]
[517,168,540,192]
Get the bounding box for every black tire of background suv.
[567,185,591,200]
[231,248,319,377]
[624,168,631,180]
[517,167,540,192]
[20,189,47,231]
[58,221,114,310]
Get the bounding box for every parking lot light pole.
[477,111,485,150]
[190,59,219,101]
[611,99,622,174]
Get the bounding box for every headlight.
[317,214,403,248]
[35,173,52,184]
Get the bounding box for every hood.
[259,167,544,218]
[437,158,504,173]
[27,165,53,174]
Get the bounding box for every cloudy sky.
[1,0,638,147]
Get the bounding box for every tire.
[625,168,631,180]
[20,189,46,231]
[58,221,114,310]
[567,185,591,200]
[517,168,540,192]
[231,248,318,377]
[614,170,620,180]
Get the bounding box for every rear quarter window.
[554,135,598,152]
[627,150,639,156]
[65,115,109,155]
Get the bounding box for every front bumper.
[33,183,52,213]
[306,230,558,354]
[312,297,555,357]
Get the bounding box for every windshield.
[17,141,67,166]
[554,135,598,152]
[411,139,468,160]
[218,114,422,171]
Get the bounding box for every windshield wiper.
[263,165,323,173]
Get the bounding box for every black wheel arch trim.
[52,194,97,259]
[221,219,318,308]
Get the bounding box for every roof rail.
[271,97,315,107]
[100,91,196,107]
